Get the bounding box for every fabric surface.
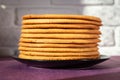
[0,56,120,80]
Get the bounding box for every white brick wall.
[99,26,115,47]
[0,0,120,57]
[52,0,114,5]
[82,6,120,26]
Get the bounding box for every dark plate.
[12,52,110,69]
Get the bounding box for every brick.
[52,0,114,5]
[16,8,78,25]
[0,0,50,7]
[79,6,120,26]
[99,26,115,47]
[99,47,120,55]
[0,8,14,27]
[118,0,120,5]
[0,27,20,47]
[115,27,120,47]
[0,47,17,57]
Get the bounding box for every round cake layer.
[23,14,101,22]
[22,19,102,26]
[20,38,100,44]
[21,29,101,34]
[22,24,100,29]
[19,53,99,60]
[20,51,99,56]
[21,33,100,39]
[19,43,98,48]
[19,47,98,52]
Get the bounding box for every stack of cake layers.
[19,14,102,60]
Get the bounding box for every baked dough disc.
[23,14,101,22]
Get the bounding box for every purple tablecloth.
[0,56,120,80]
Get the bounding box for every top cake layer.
[22,14,101,22]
